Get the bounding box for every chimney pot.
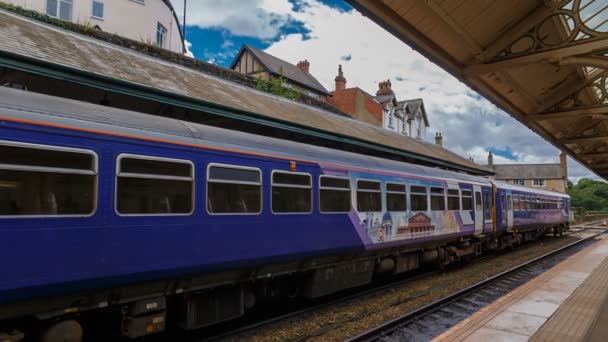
[376,79,394,96]
[488,151,494,168]
[435,132,443,147]
[335,64,347,91]
[297,60,310,73]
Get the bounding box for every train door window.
[117,155,194,215]
[410,186,428,211]
[430,187,445,211]
[271,171,312,214]
[447,189,460,211]
[320,176,351,213]
[465,190,475,211]
[207,164,261,214]
[475,191,482,211]
[507,195,512,210]
[386,183,407,212]
[483,191,492,219]
[357,180,381,212]
[0,141,97,216]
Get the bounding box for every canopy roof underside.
[347,0,608,179]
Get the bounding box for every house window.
[92,0,104,19]
[533,179,545,186]
[387,112,393,128]
[156,22,168,48]
[46,0,73,21]
[401,118,407,135]
[513,179,525,185]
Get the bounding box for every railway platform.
[434,234,608,342]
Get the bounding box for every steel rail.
[346,229,606,342]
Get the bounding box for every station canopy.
[346,0,608,179]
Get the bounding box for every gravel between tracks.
[234,235,584,342]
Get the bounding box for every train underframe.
[0,221,569,342]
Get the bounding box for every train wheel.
[40,320,83,342]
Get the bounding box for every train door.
[506,190,513,230]
[473,185,483,235]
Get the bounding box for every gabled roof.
[0,10,490,175]
[491,164,563,180]
[398,98,430,127]
[374,93,396,105]
[230,45,329,95]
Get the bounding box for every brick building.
[327,65,383,126]
[328,65,430,140]
[486,152,568,193]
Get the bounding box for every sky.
[170,0,601,183]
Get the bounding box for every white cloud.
[174,0,602,183]
[184,40,194,58]
[171,0,295,39]
[261,0,601,182]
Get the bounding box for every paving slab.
[434,237,608,342]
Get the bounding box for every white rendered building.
[3,0,185,53]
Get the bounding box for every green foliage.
[255,68,301,101]
[569,178,608,211]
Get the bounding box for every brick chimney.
[435,132,443,147]
[488,151,494,168]
[376,79,394,96]
[335,64,346,91]
[297,60,310,73]
[560,151,568,188]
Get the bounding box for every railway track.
[192,222,607,342]
[346,227,606,342]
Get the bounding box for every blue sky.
[170,0,598,182]
[182,0,350,66]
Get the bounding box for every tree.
[255,67,301,101]
[569,178,608,211]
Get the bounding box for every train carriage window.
[387,183,407,212]
[513,195,520,211]
[272,171,312,213]
[357,180,381,212]
[462,190,473,210]
[117,155,194,215]
[320,176,351,213]
[410,186,428,211]
[0,141,97,216]
[207,164,261,214]
[430,187,445,211]
[447,189,460,211]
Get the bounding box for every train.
[0,87,570,341]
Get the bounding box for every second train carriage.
[0,87,570,337]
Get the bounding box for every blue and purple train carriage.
[0,87,569,338]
